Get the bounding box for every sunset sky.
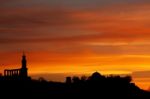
[0,0,150,90]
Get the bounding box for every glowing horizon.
[0,0,150,90]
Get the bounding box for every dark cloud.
[0,33,150,44]
[0,0,150,56]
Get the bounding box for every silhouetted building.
[66,77,72,84]
[20,53,28,77]
[4,53,28,79]
[87,72,105,82]
[72,76,80,83]
[91,72,102,78]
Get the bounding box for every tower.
[20,53,28,78]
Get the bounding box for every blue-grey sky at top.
[0,0,150,8]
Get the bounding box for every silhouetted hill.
[0,72,149,99]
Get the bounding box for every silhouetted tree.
[81,76,87,82]
[123,76,132,83]
[72,76,80,83]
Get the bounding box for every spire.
[21,52,28,77]
[22,52,27,69]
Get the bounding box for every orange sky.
[0,0,150,90]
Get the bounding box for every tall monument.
[4,53,29,79]
[20,53,28,77]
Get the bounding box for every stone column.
[4,70,6,76]
[10,70,13,76]
[7,71,10,76]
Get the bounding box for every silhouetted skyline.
[0,0,150,91]
[0,70,150,99]
[0,54,149,99]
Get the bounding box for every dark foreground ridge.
[0,72,149,99]
[0,54,149,99]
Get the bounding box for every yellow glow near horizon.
[0,1,150,91]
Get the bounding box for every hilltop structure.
[3,53,29,79]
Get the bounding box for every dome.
[91,72,102,79]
